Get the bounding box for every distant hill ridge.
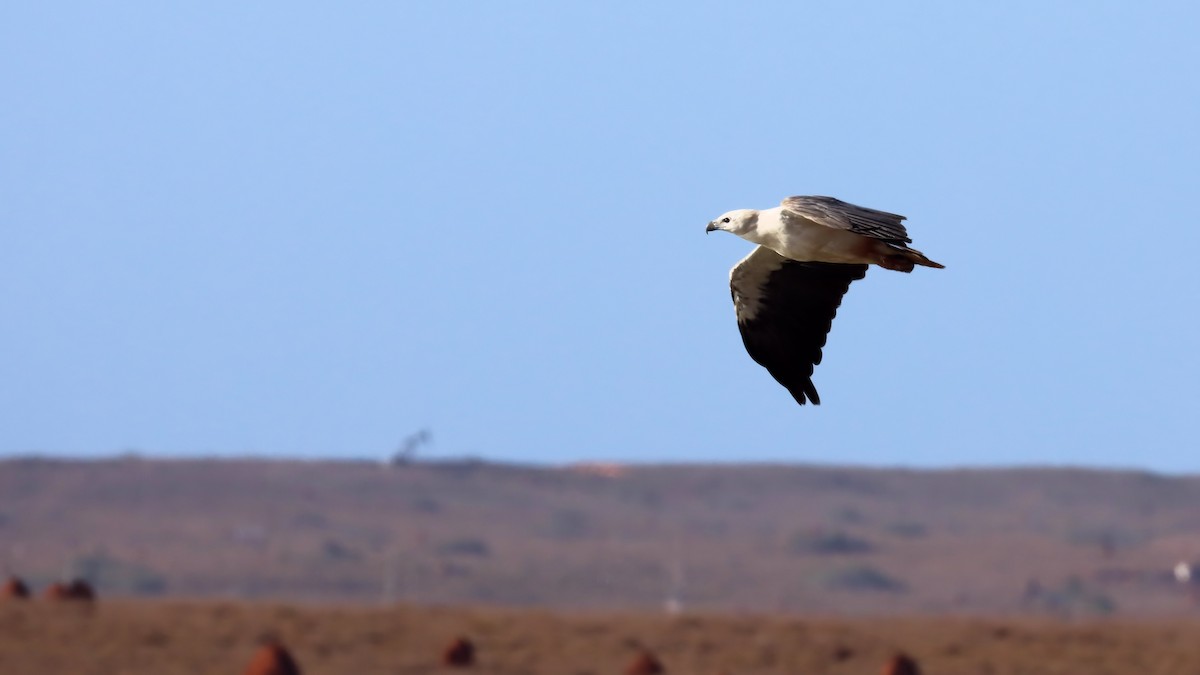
[2,457,1199,615]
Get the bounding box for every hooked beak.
[705,221,718,234]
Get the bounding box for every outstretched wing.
[781,195,911,244]
[730,246,867,406]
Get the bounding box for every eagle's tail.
[878,244,944,273]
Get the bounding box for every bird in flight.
[707,195,943,406]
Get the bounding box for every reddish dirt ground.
[2,600,1200,674]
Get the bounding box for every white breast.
[754,208,874,264]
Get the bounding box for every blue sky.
[2,3,1198,471]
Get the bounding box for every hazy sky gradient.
[3,3,1198,470]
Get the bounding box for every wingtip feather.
[789,382,821,406]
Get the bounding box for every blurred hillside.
[2,458,1200,615]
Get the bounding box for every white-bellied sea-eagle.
[707,195,943,406]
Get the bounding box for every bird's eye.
[722,217,730,223]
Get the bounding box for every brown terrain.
[3,457,1200,615]
[4,458,1200,672]
[2,599,1200,674]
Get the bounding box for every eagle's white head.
[706,209,759,237]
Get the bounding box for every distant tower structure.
[392,428,432,466]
